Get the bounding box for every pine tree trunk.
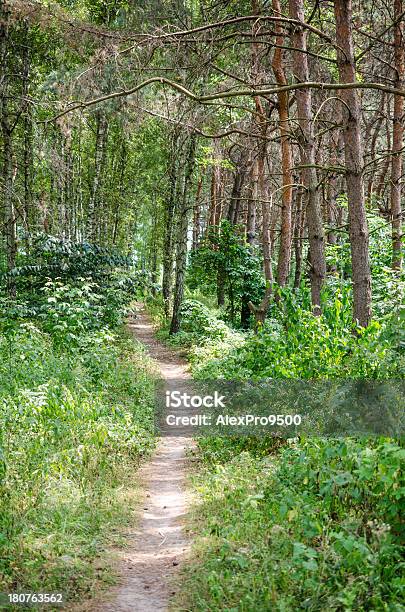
[293,188,305,288]
[162,131,179,318]
[247,162,258,246]
[326,110,343,252]
[0,3,17,296]
[273,0,293,287]
[2,126,17,295]
[227,156,248,224]
[192,175,203,249]
[87,113,108,241]
[289,0,326,314]
[170,134,196,334]
[113,139,127,245]
[391,0,404,270]
[22,31,32,249]
[262,192,273,286]
[367,96,385,200]
[334,0,372,327]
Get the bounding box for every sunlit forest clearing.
[0,0,404,610]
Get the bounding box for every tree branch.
[122,14,334,45]
[42,77,405,123]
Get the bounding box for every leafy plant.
[0,274,157,601]
[188,221,265,326]
[179,438,404,611]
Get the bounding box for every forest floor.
[88,305,192,612]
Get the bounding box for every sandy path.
[95,306,192,612]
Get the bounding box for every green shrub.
[180,438,404,611]
[191,304,403,380]
[173,288,404,611]
[0,274,157,601]
[0,323,156,598]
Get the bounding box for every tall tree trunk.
[192,175,203,249]
[87,112,108,241]
[289,0,326,314]
[249,179,275,331]
[334,0,372,327]
[247,162,257,246]
[227,154,248,224]
[214,165,223,227]
[326,108,343,253]
[0,3,17,296]
[2,126,17,296]
[73,121,84,241]
[248,155,273,330]
[272,0,293,287]
[208,158,222,230]
[245,0,264,251]
[391,0,404,270]
[58,135,67,238]
[150,210,159,295]
[113,139,127,245]
[162,130,179,318]
[170,134,196,334]
[375,118,391,201]
[22,30,32,249]
[208,165,217,227]
[262,182,273,287]
[293,187,305,288]
[367,96,385,200]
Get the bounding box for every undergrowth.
[179,439,404,611]
[0,276,157,604]
[158,290,404,611]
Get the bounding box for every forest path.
[95,305,192,612]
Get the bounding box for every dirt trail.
[96,306,192,612]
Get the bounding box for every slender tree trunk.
[391,0,404,270]
[247,162,258,246]
[22,32,32,249]
[87,112,108,241]
[293,188,305,288]
[170,134,196,334]
[192,175,203,249]
[58,135,67,238]
[289,0,326,314]
[228,156,248,224]
[245,0,264,252]
[66,147,74,239]
[208,161,222,230]
[258,118,272,286]
[23,115,33,239]
[326,109,343,252]
[214,165,223,227]
[113,139,127,245]
[2,127,17,295]
[208,166,217,227]
[150,210,159,295]
[162,131,179,318]
[375,119,391,201]
[367,96,385,199]
[272,0,293,287]
[334,0,372,327]
[262,184,273,287]
[73,121,83,241]
[245,109,271,327]
[249,155,273,330]
[0,4,17,296]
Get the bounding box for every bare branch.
[42,77,405,123]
